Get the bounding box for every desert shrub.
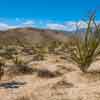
[0,59,5,80]
[48,40,63,53]
[0,46,18,59]
[36,69,58,78]
[22,47,33,55]
[17,64,33,74]
[68,14,100,72]
[15,96,30,100]
[13,56,24,65]
[6,47,18,54]
[12,56,33,74]
[33,53,45,61]
[32,44,49,61]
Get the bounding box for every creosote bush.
[48,40,63,53]
[0,59,5,80]
[0,46,18,59]
[32,43,49,61]
[68,14,100,72]
[13,56,25,65]
[12,56,33,74]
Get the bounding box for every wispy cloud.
[0,19,100,31]
[0,23,17,30]
[0,20,35,30]
[46,21,89,31]
[21,20,35,27]
[0,23,10,30]
[46,23,66,30]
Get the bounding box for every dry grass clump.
[11,56,34,75]
[36,69,58,78]
[15,96,30,100]
[0,46,18,59]
[47,40,64,54]
[0,59,5,80]
[68,14,100,72]
[13,56,25,65]
[32,44,49,61]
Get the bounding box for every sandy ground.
[0,55,100,100]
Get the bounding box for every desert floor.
[0,55,100,100]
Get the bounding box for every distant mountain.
[0,27,71,46]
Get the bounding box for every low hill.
[0,28,69,46]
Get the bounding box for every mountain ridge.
[0,27,71,46]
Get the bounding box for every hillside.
[0,28,69,46]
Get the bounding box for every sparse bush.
[15,96,30,100]
[5,46,18,54]
[32,44,49,61]
[12,56,33,74]
[13,56,24,65]
[33,53,45,61]
[48,40,63,53]
[34,66,62,78]
[0,59,5,80]
[68,14,100,72]
[0,46,18,59]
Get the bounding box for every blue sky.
[0,0,99,31]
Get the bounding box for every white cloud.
[77,21,87,28]
[0,23,18,30]
[0,23,10,30]
[47,23,66,30]
[0,20,35,31]
[46,22,77,31]
[64,21,88,31]
[0,23,21,31]
[0,19,99,31]
[64,21,77,31]
[47,21,89,31]
[21,20,35,27]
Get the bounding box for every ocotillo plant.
[68,14,100,72]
